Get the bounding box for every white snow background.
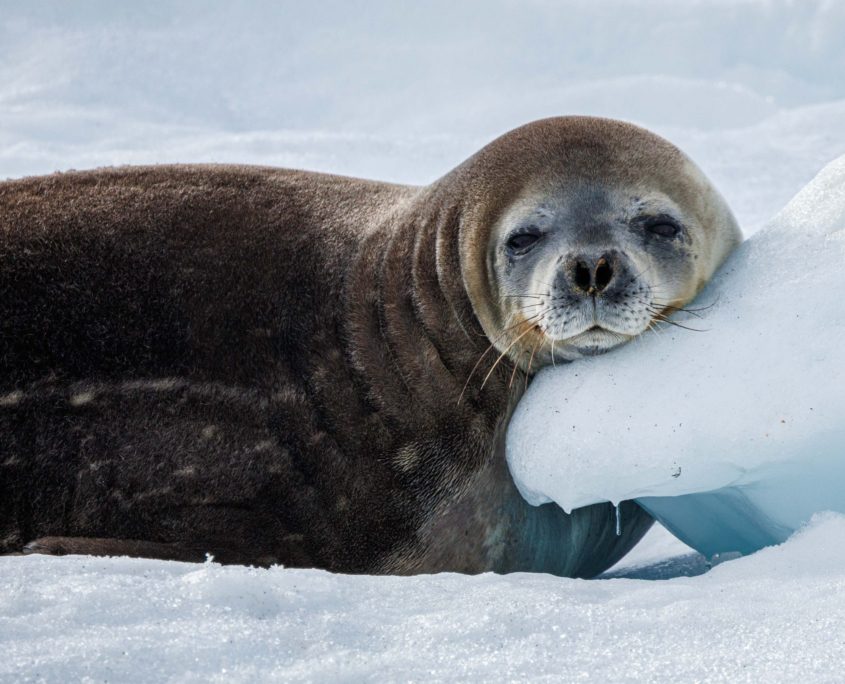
[2,1,845,681]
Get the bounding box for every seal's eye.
[506,231,541,253]
[644,218,681,238]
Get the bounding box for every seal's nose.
[570,253,615,295]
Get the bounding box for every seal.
[0,117,740,576]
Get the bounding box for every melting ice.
[506,154,845,557]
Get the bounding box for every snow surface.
[3,1,845,681]
[3,514,845,683]
[506,153,845,556]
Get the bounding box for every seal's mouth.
[566,322,631,340]
[514,272,665,361]
[562,326,632,356]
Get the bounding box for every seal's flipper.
[22,537,206,561]
[20,536,267,564]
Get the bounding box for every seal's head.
[456,116,741,366]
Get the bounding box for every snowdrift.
[507,153,845,557]
[3,515,845,682]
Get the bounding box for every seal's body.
[0,118,740,575]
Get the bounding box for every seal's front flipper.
[22,536,208,562]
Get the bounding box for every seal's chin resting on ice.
[0,116,741,577]
[566,328,631,357]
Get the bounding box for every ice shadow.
[599,552,711,580]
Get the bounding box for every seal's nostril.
[571,255,614,294]
[574,261,591,292]
[594,256,614,292]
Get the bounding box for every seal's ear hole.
[506,231,541,254]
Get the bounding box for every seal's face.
[481,149,741,366]
[492,185,695,361]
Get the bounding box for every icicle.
[615,504,622,536]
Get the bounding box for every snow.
[4,0,845,680]
[1,515,843,682]
[506,153,845,557]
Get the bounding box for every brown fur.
[0,117,675,575]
